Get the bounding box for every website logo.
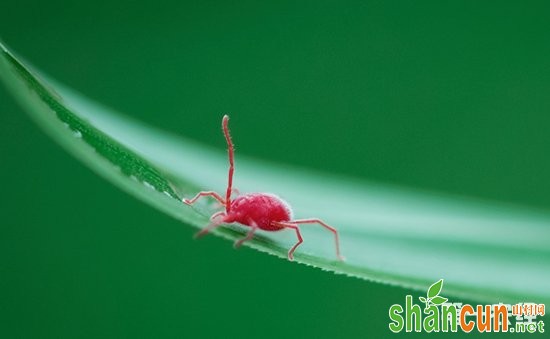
[388,279,545,333]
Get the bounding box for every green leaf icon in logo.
[428,279,444,298]
[421,279,447,310]
[431,296,448,305]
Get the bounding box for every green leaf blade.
[2,42,550,304]
[428,279,444,298]
[431,296,448,305]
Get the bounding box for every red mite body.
[225,193,293,231]
[183,115,343,261]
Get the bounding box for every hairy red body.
[224,193,293,231]
[183,115,343,261]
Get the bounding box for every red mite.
[183,115,343,261]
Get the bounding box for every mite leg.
[183,191,225,206]
[291,218,344,261]
[233,226,258,249]
[194,219,224,239]
[273,222,303,261]
[210,211,226,221]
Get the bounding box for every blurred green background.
[1,1,549,338]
